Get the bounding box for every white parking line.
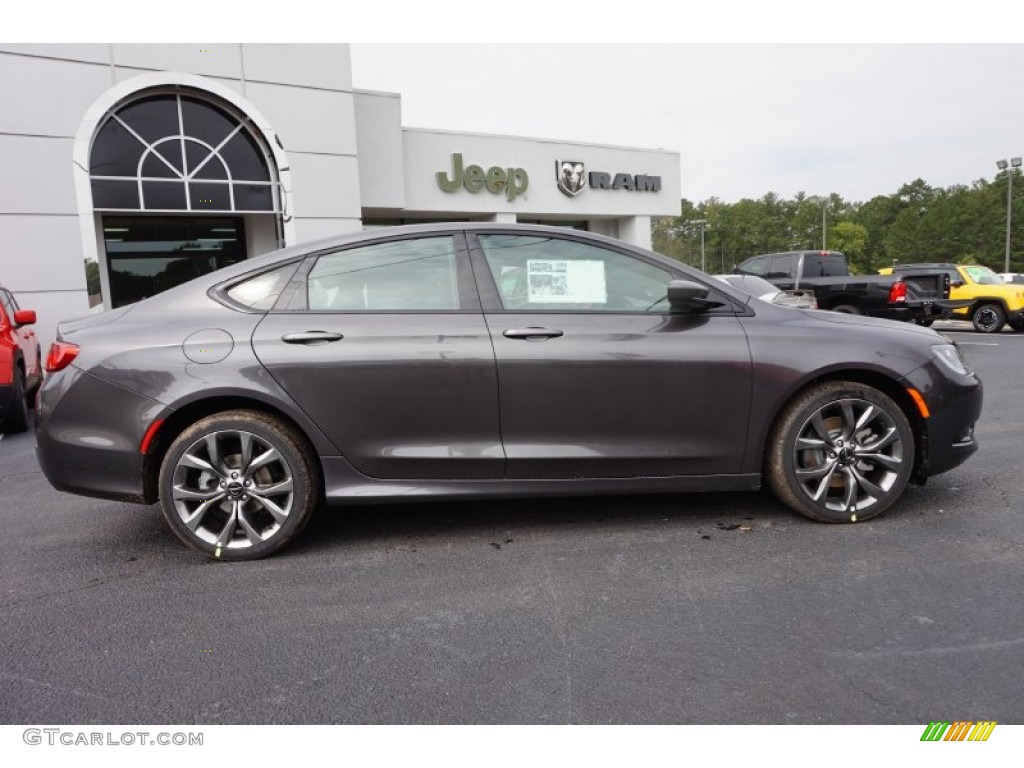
[956,341,1000,346]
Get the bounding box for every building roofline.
[402,126,679,157]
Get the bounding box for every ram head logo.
[556,160,586,197]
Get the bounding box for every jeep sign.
[436,153,529,202]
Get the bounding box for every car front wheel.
[767,382,915,523]
[2,367,29,433]
[158,410,319,560]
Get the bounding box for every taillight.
[45,342,79,372]
[888,281,908,304]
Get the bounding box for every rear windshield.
[803,255,847,277]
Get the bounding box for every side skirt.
[320,456,762,505]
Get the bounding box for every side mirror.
[951,281,964,288]
[667,280,723,313]
[13,309,36,327]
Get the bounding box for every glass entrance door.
[102,216,247,308]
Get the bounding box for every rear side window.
[767,255,795,279]
[226,264,298,310]
[308,237,459,311]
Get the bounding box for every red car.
[1,285,42,433]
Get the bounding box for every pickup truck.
[733,250,964,323]
[885,263,1024,333]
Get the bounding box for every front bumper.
[903,360,983,479]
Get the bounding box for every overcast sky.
[350,44,1024,206]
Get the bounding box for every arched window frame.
[88,89,282,214]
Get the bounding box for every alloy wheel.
[791,397,904,516]
[171,429,295,550]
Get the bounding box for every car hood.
[798,308,943,340]
[969,284,1024,298]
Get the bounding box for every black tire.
[158,409,319,560]
[971,303,1005,334]
[766,381,915,524]
[2,367,29,434]
[831,304,862,315]
[26,350,42,398]
[1008,318,1024,332]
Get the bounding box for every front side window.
[477,235,674,312]
[737,256,768,276]
[308,237,460,311]
[0,291,13,324]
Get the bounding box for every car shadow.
[288,490,796,558]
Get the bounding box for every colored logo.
[920,721,996,741]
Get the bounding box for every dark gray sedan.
[35,224,982,559]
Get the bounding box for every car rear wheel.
[2,367,29,433]
[1008,318,1024,332]
[831,304,862,315]
[158,410,319,560]
[767,381,914,523]
[971,303,1005,333]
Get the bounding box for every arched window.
[89,92,280,213]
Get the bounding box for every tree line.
[652,171,1023,276]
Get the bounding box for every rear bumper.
[34,366,163,503]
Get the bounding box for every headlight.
[933,343,970,376]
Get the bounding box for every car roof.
[747,250,845,258]
[130,222,757,313]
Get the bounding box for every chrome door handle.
[282,331,344,344]
[503,327,564,340]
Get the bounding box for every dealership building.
[0,44,681,346]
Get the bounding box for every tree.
[83,259,100,297]
[829,222,869,273]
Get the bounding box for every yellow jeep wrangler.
[885,263,1024,333]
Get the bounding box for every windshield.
[963,266,1003,285]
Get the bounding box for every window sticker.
[527,259,606,304]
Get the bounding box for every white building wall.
[354,91,406,211]
[0,43,682,351]
[0,51,107,349]
[0,44,364,349]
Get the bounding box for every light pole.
[822,201,827,250]
[997,157,1022,273]
[692,219,708,272]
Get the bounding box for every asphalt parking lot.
[1,321,1022,725]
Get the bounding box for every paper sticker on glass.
[527,259,606,304]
